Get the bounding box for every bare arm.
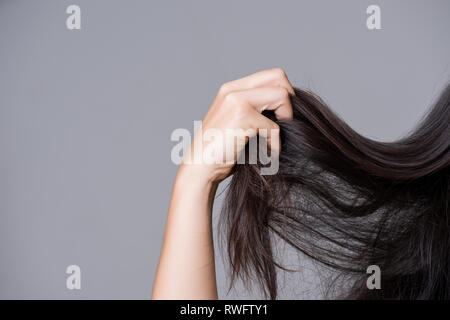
[152,167,219,299]
[152,68,294,299]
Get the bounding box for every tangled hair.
[220,84,450,300]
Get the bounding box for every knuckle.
[219,82,232,95]
[278,87,290,99]
[271,67,287,80]
[223,91,241,105]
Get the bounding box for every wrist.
[175,164,219,196]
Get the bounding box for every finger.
[220,68,295,96]
[250,111,281,156]
[227,109,281,161]
[224,86,293,120]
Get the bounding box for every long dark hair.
[220,84,450,299]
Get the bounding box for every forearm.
[152,167,219,299]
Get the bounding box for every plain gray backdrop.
[1,0,449,299]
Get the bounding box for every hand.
[179,68,295,184]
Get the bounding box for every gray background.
[0,0,449,299]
